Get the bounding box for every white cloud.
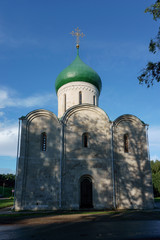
[0,87,57,158]
[150,155,160,161]
[0,124,18,157]
[148,126,160,147]
[21,94,56,108]
[148,126,160,160]
[0,168,15,174]
[0,89,8,107]
[0,88,56,109]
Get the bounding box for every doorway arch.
[80,176,93,208]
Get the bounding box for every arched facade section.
[113,114,147,157]
[60,104,113,210]
[25,109,60,125]
[113,114,151,209]
[22,109,61,158]
[16,109,61,210]
[62,104,110,124]
[114,114,145,127]
[62,104,111,161]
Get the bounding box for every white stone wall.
[15,110,61,210]
[62,105,113,209]
[113,115,154,209]
[15,107,154,211]
[57,82,99,118]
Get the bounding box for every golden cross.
[70,27,85,48]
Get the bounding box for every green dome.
[55,52,102,93]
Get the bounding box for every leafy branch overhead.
[138,0,160,87]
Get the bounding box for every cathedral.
[15,29,154,210]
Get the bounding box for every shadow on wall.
[62,107,154,210]
[15,107,154,210]
[113,115,154,209]
[15,110,61,210]
[61,105,113,209]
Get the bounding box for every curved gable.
[62,104,110,124]
[62,104,111,161]
[25,109,59,125]
[23,109,60,158]
[114,114,146,127]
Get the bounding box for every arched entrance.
[80,176,93,208]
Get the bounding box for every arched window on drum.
[93,95,96,105]
[79,91,82,104]
[64,94,66,112]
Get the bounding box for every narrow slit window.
[41,132,47,151]
[82,133,89,148]
[93,95,95,105]
[64,94,66,112]
[124,134,129,153]
[79,91,82,104]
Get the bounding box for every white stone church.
[15,31,154,210]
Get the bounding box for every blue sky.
[0,0,160,174]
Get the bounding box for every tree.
[138,0,160,87]
[0,174,15,188]
[150,160,160,196]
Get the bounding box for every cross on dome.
[70,27,85,49]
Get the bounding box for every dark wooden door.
[80,178,93,208]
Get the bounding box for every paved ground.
[1,209,160,240]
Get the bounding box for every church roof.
[55,50,102,93]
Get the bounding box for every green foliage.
[0,174,15,188]
[145,0,160,21]
[138,0,160,87]
[138,62,160,87]
[151,160,160,173]
[151,160,160,197]
[0,174,15,197]
[0,186,13,198]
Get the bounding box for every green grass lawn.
[0,198,14,209]
[154,197,160,202]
